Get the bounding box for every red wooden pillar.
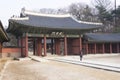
[86,43,88,54]
[37,38,42,56]
[55,39,57,54]
[33,39,36,55]
[79,36,82,52]
[54,39,57,54]
[0,42,2,53]
[21,37,24,57]
[25,33,28,57]
[94,43,96,54]
[117,43,119,53]
[102,43,105,53]
[51,38,54,55]
[110,43,112,53]
[55,39,60,55]
[64,35,67,55]
[17,37,21,47]
[57,39,61,55]
[44,35,47,56]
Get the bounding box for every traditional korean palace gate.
[7,9,102,57]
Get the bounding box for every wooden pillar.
[55,39,58,55]
[64,35,67,55]
[102,43,105,53]
[86,43,88,54]
[21,37,24,57]
[54,39,60,55]
[33,39,36,55]
[79,36,82,52]
[44,35,47,56]
[17,37,21,47]
[110,43,112,53]
[25,33,28,57]
[56,39,61,55]
[51,38,54,55]
[0,42,2,53]
[54,39,57,54]
[117,43,119,53]
[0,43,1,53]
[55,39,57,55]
[94,43,96,54]
[37,38,42,56]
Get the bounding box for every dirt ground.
[1,60,120,80]
[0,58,9,72]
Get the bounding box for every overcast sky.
[0,0,119,27]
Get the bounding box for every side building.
[0,21,9,57]
[83,33,120,54]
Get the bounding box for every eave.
[7,20,99,37]
[0,21,9,42]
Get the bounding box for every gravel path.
[1,59,120,80]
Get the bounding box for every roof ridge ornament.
[21,7,25,13]
[21,7,26,17]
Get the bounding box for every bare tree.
[92,0,112,22]
[69,3,87,20]
[68,3,98,22]
[92,0,113,32]
[56,8,68,14]
[38,8,68,14]
[39,8,57,14]
[82,5,93,21]
[92,0,112,11]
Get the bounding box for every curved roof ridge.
[71,16,102,25]
[86,33,120,35]
[10,17,29,20]
[24,10,71,18]
[78,20,102,25]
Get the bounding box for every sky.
[0,0,120,28]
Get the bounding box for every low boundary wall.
[1,47,21,58]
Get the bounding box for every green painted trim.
[27,33,81,38]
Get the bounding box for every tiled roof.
[84,33,120,42]
[9,10,102,30]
